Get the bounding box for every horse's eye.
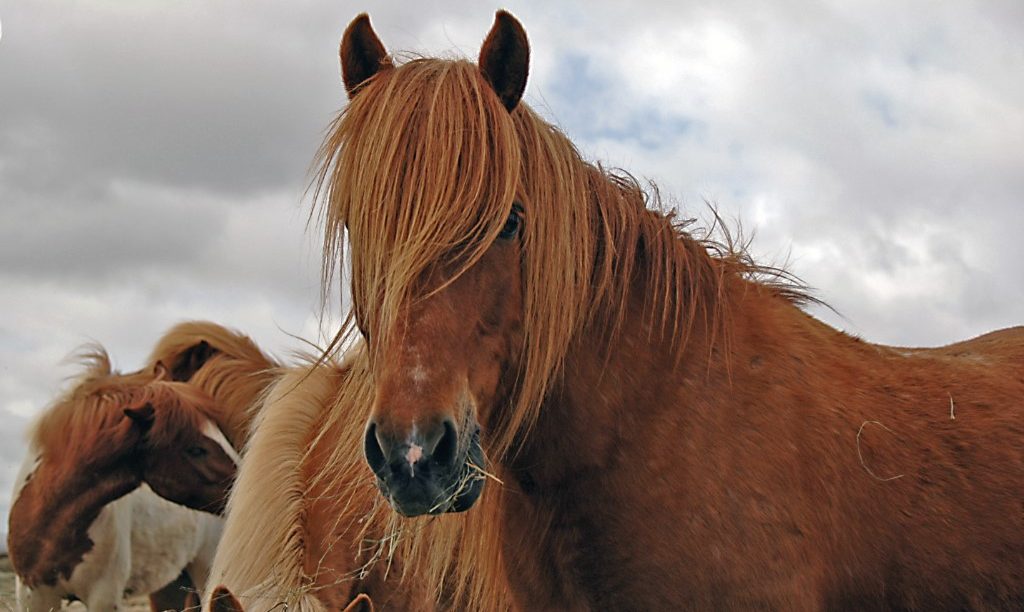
[498,206,523,240]
[185,446,208,458]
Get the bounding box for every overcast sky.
[1,1,1021,550]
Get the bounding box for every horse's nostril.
[431,419,459,468]
[364,422,387,474]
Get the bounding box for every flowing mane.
[30,347,148,458]
[147,321,282,449]
[29,348,221,460]
[314,57,810,460]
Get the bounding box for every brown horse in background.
[8,320,281,611]
[301,10,1024,610]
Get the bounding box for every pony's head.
[124,375,240,514]
[321,11,538,517]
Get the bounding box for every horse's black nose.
[364,417,460,479]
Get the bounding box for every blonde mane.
[208,361,352,611]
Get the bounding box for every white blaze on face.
[201,420,241,464]
[405,346,431,388]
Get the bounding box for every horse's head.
[333,12,532,516]
[124,381,239,514]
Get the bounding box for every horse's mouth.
[377,429,486,516]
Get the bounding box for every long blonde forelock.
[317,58,521,362]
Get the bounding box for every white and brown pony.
[238,10,1022,610]
[8,352,237,611]
[8,320,280,611]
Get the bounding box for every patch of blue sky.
[546,53,705,149]
[861,90,899,128]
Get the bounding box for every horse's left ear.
[478,10,530,112]
[340,13,393,98]
[210,585,245,612]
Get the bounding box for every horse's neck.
[8,453,141,587]
[515,271,853,485]
[501,274,857,608]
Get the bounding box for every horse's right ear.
[340,13,393,98]
[124,403,156,428]
[210,585,245,612]
[478,10,530,111]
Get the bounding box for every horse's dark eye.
[498,206,523,240]
[185,446,208,458]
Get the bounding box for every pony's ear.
[153,360,169,380]
[170,340,217,382]
[478,10,530,111]
[340,13,393,98]
[124,403,156,428]
[210,585,245,612]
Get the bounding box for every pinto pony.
[295,10,1024,610]
[7,351,235,611]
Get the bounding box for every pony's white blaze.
[202,419,241,464]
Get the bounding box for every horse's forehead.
[200,419,241,464]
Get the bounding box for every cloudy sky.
[1,0,1021,550]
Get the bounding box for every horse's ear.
[478,10,530,112]
[170,340,217,382]
[153,360,169,380]
[210,585,245,612]
[124,403,156,429]
[340,13,393,98]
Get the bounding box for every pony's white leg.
[15,579,63,612]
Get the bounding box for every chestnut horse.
[8,352,236,611]
[303,10,1024,610]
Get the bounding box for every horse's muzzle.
[364,420,485,516]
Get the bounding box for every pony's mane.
[30,346,149,456]
[30,348,218,461]
[208,362,348,612]
[313,56,812,459]
[148,321,282,449]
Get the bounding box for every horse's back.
[901,325,1024,365]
